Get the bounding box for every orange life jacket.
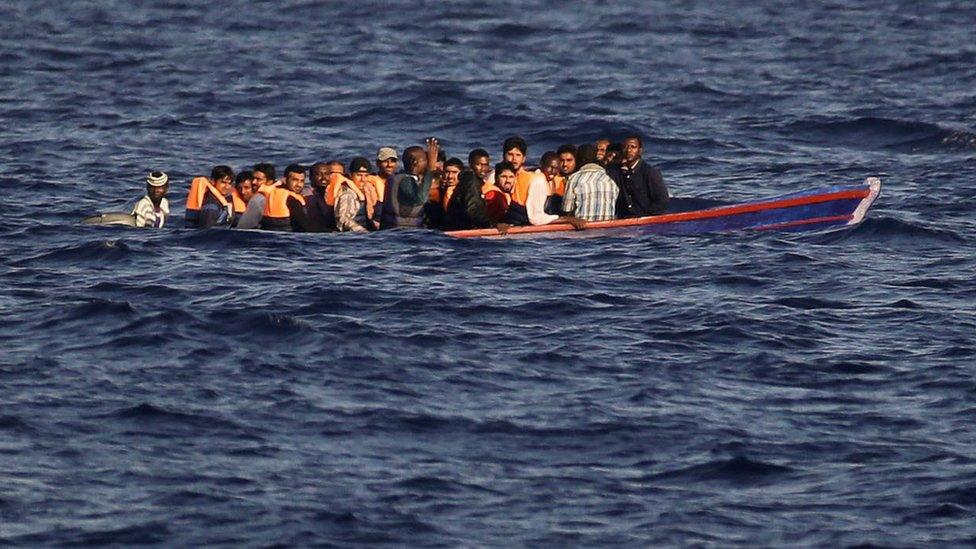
[324,175,364,206]
[368,175,386,202]
[512,169,534,206]
[263,187,307,219]
[231,188,247,214]
[185,176,228,212]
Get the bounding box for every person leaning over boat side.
[229,170,254,227]
[334,157,381,232]
[468,148,491,187]
[235,163,277,230]
[261,164,314,232]
[561,143,618,222]
[557,143,577,178]
[608,135,669,218]
[536,150,566,215]
[185,165,233,228]
[131,171,170,228]
[379,137,440,229]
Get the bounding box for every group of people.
[129,135,669,234]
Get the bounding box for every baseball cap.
[377,147,398,161]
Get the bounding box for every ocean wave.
[642,456,794,486]
[783,116,976,152]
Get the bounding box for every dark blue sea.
[2,1,975,546]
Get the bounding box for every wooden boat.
[446,177,881,238]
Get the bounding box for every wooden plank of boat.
[446,177,882,238]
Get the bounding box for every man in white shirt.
[131,171,170,228]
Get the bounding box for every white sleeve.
[526,173,559,226]
[130,198,152,228]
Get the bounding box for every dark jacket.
[304,188,336,232]
[443,171,495,231]
[609,159,669,217]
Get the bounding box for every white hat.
[147,171,168,187]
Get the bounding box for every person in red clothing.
[483,161,515,223]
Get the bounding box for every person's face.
[237,180,254,202]
[312,165,330,187]
[542,157,560,181]
[253,170,271,187]
[559,153,576,176]
[623,138,642,164]
[410,151,427,175]
[443,165,461,186]
[595,140,609,161]
[351,170,370,189]
[215,175,233,196]
[285,171,306,193]
[148,183,168,204]
[470,155,490,181]
[377,157,397,177]
[504,148,525,171]
[496,169,516,193]
[605,150,619,166]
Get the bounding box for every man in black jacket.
[609,135,669,217]
[443,170,510,234]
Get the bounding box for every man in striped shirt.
[561,143,618,221]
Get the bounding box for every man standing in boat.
[608,135,669,217]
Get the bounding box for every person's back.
[444,171,495,231]
[562,143,618,222]
[380,139,440,230]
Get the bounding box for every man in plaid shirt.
[561,143,618,221]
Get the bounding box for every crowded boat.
[121,135,670,235]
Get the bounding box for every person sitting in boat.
[380,137,440,229]
[603,142,622,169]
[131,171,170,228]
[260,164,314,232]
[229,170,254,227]
[303,161,335,232]
[535,150,566,215]
[335,158,381,232]
[608,135,669,218]
[561,143,618,222]
[483,161,513,223]
[443,163,509,234]
[236,163,277,230]
[515,153,586,230]
[468,148,491,187]
[426,157,464,230]
[557,144,577,178]
[185,165,233,228]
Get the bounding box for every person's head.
[540,151,559,181]
[252,163,276,187]
[146,171,168,206]
[349,157,372,189]
[622,135,643,164]
[502,136,527,171]
[211,165,234,196]
[556,144,577,176]
[604,142,622,167]
[310,162,329,188]
[494,161,517,193]
[402,146,427,176]
[284,164,306,194]
[468,148,490,181]
[576,143,599,167]
[594,138,610,162]
[235,170,255,202]
[325,160,346,186]
[376,147,398,178]
[443,157,464,187]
